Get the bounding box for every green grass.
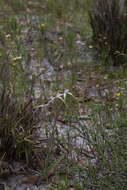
[0,1,127,190]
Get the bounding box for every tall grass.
[89,0,127,65]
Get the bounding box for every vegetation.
[0,0,127,190]
[89,0,127,65]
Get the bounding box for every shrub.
[0,63,40,165]
[0,93,38,162]
[0,38,41,166]
[89,0,127,65]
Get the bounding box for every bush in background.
[89,0,127,65]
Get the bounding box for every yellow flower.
[116,92,122,97]
[11,56,22,66]
[40,24,47,34]
[40,24,46,28]
[12,56,22,61]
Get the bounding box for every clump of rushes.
[0,89,40,164]
[0,36,41,166]
[89,0,127,65]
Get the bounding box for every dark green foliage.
[89,0,127,65]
